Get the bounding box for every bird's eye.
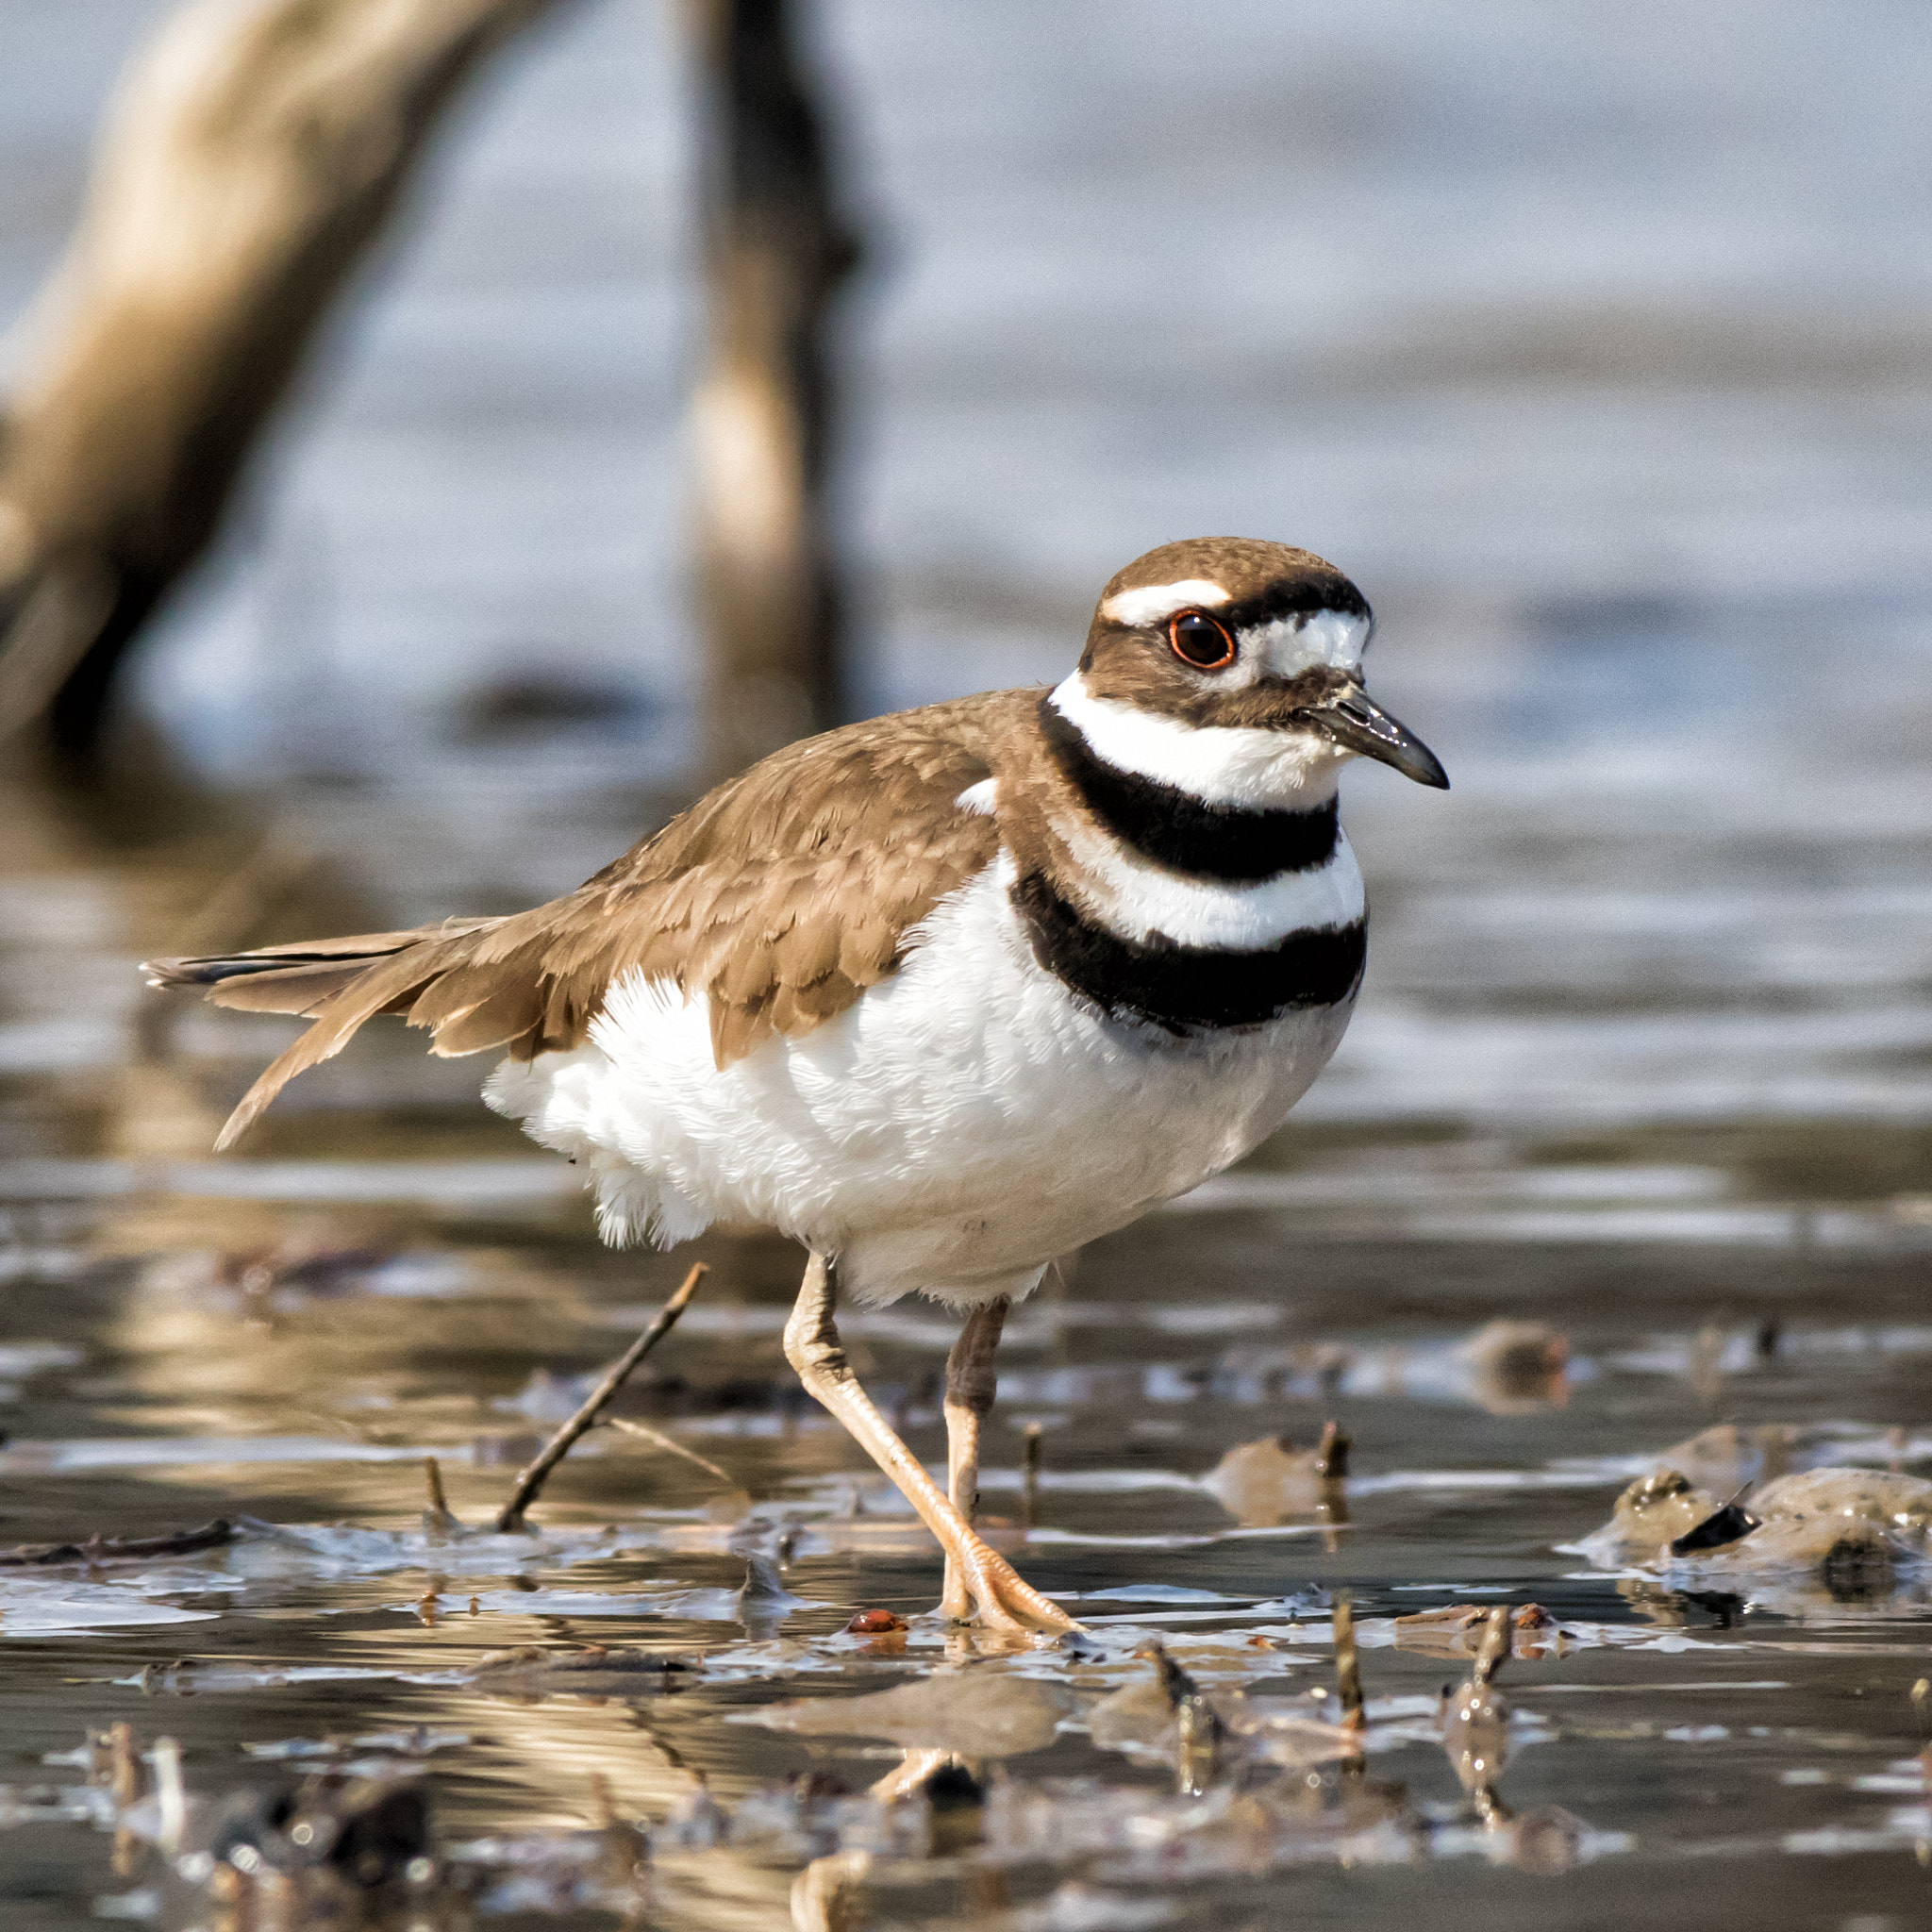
[1168,609,1236,670]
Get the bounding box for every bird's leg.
[783,1254,1074,1634]
[941,1297,1008,1622]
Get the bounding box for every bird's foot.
[941,1534,1079,1634]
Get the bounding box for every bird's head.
[1055,537,1447,807]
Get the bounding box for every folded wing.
[143,697,1012,1149]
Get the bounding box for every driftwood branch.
[0,1519,234,1568]
[493,1262,708,1533]
[0,0,567,758]
[688,0,860,777]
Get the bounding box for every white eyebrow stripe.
[1099,579,1232,628]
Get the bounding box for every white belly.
[484,861,1356,1307]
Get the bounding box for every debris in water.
[1457,1320,1570,1413]
[467,1645,702,1699]
[0,1520,234,1568]
[1580,1466,1932,1593]
[1201,1421,1349,1527]
[1674,1467,1932,1590]
[1575,1468,1723,1563]
[494,1261,708,1533]
[207,1773,431,1887]
[748,1672,1066,1757]
[1686,1318,1730,1403]
[734,1552,804,1636]
[1394,1600,1562,1660]
[1668,1497,1760,1556]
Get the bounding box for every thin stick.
[1334,1592,1365,1730]
[606,1416,741,1491]
[424,1456,460,1534]
[1474,1605,1510,1684]
[494,1265,708,1533]
[1022,1422,1043,1530]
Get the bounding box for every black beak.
[1303,683,1449,790]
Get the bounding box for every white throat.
[1048,672,1347,809]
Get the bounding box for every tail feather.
[198,960,394,1018]
[141,928,456,989]
[142,920,509,1149]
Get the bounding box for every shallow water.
[4,752,1931,1931]
[6,1,1932,1927]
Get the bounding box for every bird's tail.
[142,917,511,1149]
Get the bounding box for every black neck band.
[1010,869,1366,1035]
[1039,699,1338,882]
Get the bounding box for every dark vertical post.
[688,0,858,779]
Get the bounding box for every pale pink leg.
[783,1256,1074,1634]
[941,1298,1009,1622]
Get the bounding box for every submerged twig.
[493,1264,708,1533]
[0,1520,233,1568]
[1334,1592,1365,1730]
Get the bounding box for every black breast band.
[1010,870,1367,1034]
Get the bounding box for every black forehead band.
[1101,576,1371,637]
[1216,578,1371,632]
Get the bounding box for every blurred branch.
[687,0,860,777]
[0,0,569,761]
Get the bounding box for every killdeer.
[144,537,1446,1633]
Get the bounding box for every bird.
[142,536,1446,1633]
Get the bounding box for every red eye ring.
[1168,608,1236,671]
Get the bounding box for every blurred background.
[3,7,1932,1925]
[6,0,1931,1150]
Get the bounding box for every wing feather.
[148,693,1024,1145]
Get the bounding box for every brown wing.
[143,692,1022,1149]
